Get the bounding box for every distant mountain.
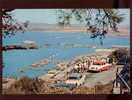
[27,23,87,32]
[26,23,129,35]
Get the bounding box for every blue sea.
[3,32,130,78]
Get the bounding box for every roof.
[93,60,105,64]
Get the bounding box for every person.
[78,63,82,73]
[87,60,91,71]
[74,64,79,73]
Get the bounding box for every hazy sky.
[11,9,130,26]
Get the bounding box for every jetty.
[31,59,49,67]
[3,40,38,51]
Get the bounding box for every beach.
[2,8,130,94]
[3,30,130,78]
[3,47,127,94]
[3,32,130,94]
[2,23,130,94]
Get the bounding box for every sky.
[11,9,130,26]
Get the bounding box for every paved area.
[83,65,123,87]
[39,63,124,89]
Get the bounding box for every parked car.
[89,60,112,72]
[65,73,86,86]
[47,70,59,78]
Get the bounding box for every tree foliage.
[2,9,124,45]
[108,48,129,64]
[3,77,44,94]
[2,9,29,38]
[57,9,124,45]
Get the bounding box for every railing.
[115,66,130,94]
[116,73,130,93]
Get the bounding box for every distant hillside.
[26,23,130,36]
[27,23,87,32]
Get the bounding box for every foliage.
[94,81,113,94]
[57,9,124,45]
[4,77,44,94]
[2,9,29,38]
[3,75,129,94]
[3,76,113,94]
[108,48,129,64]
[1,9,125,45]
[57,9,124,31]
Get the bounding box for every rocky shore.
[3,40,38,51]
[3,45,38,51]
[2,47,129,94]
[38,48,115,85]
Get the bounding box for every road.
[83,65,123,87]
[39,62,123,89]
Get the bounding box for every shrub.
[108,48,129,64]
[4,76,45,94]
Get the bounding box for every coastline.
[3,47,129,94]
[3,22,130,92]
[26,27,130,38]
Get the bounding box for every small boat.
[31,59,49,68]
[31,63,40,67]
[40,59,49,65]
[92,46,96,48]
[22,40,38,49]
[20,70,24,73]
[23,40,36,44]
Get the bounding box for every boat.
[22,40,38,49]
[23,40,36,44]
[31,63,40,67]
[40,59,49,65]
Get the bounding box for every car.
[65,73,86,86]
[89,60,112,72]
[46,70,59,78]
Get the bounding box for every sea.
[2,32,130,78]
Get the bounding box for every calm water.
[3,32,130,78]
